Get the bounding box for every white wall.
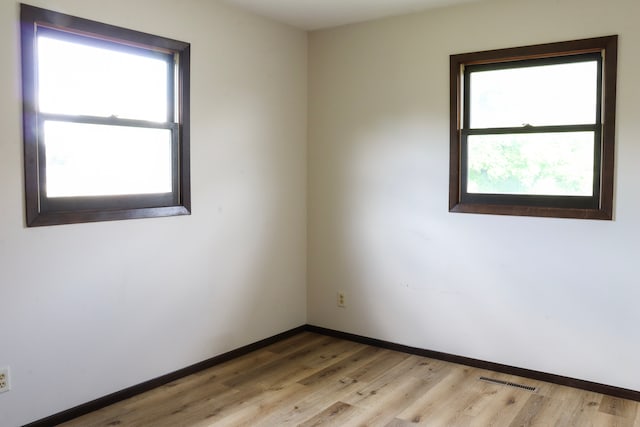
[308,0,640,393]
[0,1,307,425]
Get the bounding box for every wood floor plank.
[394,363,476,423]
[384,418,414,427]
[346,349,411,383]
[63,352,266,426]
[600,395,639,419]
[508,392,561,427]
[223,335,361,389]
[428,369,513,426]
[553,391,603,427]
[203,382,307,427]
[297,401,361,427]
[454,373,515,418]
[261,339,369,392]
[57,333,640,427]
[346,375,445,427]
[343,355,447,408]
[591,411,638,427]
[266,375,363,425]
[265,331,323,354]
[270,350,415,425]
[297,345,382,387]
[465,388,531,427]
[221,344,384,427]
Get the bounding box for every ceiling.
[220,0,482,31]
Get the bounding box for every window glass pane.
[467,132,594,196]
[469,61,598,128]
[44,121,172,197]
[37,35,169,122]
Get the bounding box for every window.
[449,36,617,219]
[20,4,191,226]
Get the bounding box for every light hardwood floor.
[60,332,640,426]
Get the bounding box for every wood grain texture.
[59,332,640,426]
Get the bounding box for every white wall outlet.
[337,291,346,308]
[0,367,10,393]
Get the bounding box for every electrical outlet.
[0,367,10,393]
[337,292,346,308]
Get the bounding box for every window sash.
[460,138,601,208]
[460,126,602,207]
[35,26,176,123]
[37,115,180,212]
[462,53,603,131]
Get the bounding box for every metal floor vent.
[479,376,537,392]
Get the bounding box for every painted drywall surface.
[308,0,640,391]
[0,1,307,425]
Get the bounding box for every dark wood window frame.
[449,36,617,220]
[20,4,191,226]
